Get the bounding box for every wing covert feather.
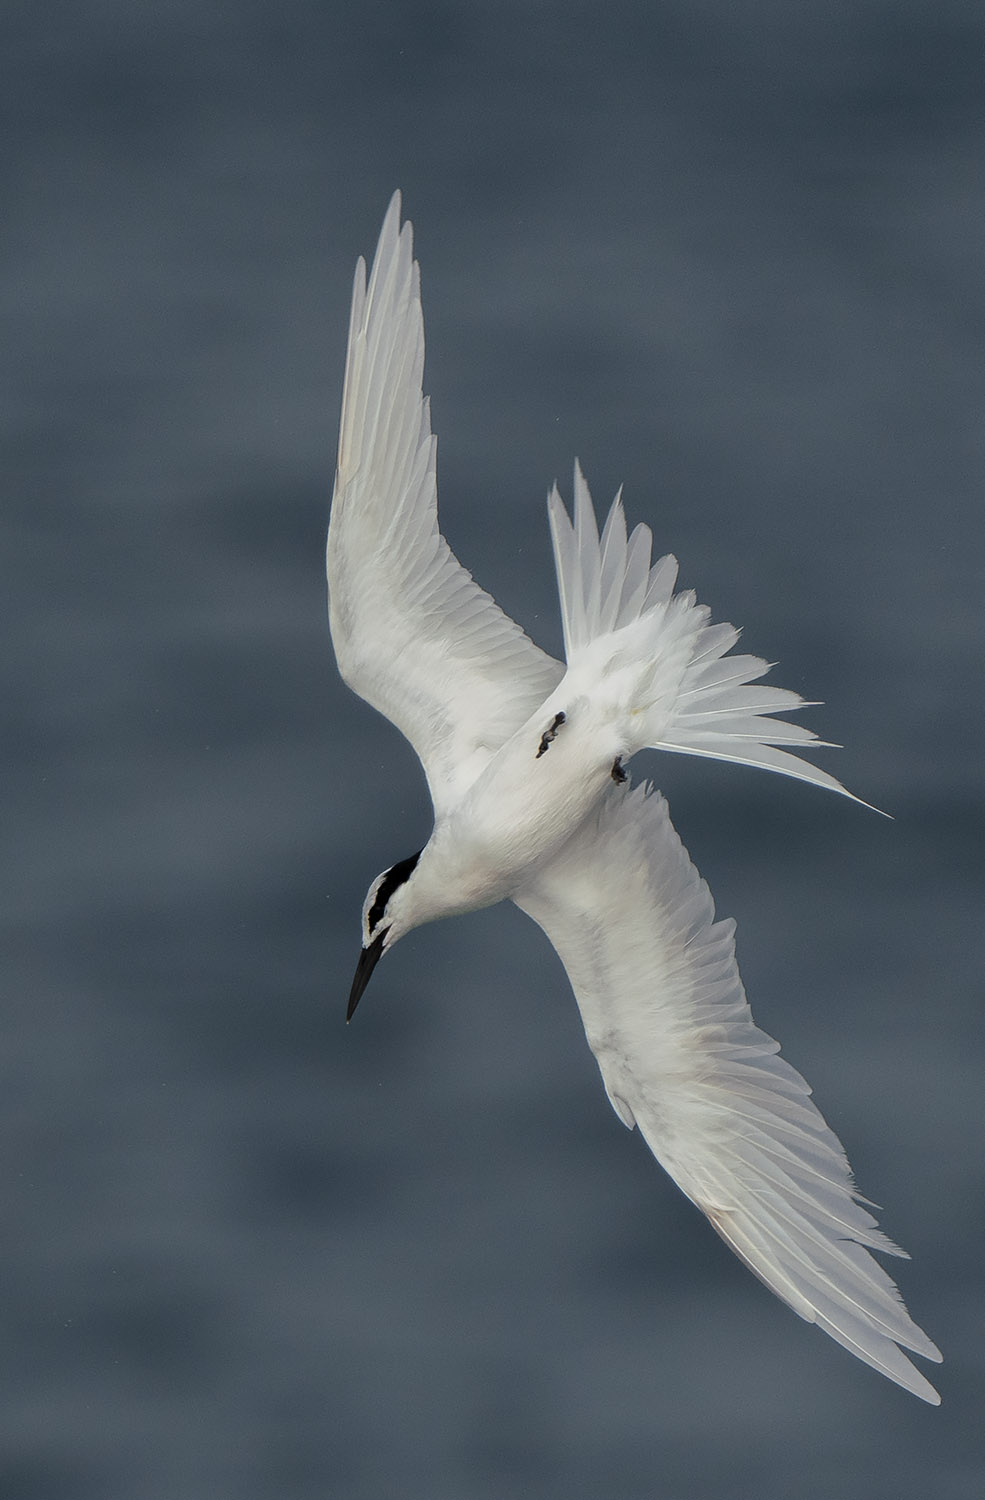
[514,782,941,1402]
[327,194,561,814]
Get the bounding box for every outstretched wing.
[514,782,941,1402]
[327,193,562,816]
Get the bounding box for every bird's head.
[347,849,423,1020]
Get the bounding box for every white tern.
[326,194,941,1403]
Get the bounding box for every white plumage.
[327,193,941,1403]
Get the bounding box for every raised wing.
[327,193,562,815]
[514,781,941,1402]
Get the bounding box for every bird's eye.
[367,882,390,934]
[367,849,423,933]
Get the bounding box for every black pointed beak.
[347,929,387,1021]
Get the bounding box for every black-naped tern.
[326,194,941,1403]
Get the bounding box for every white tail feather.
[548,464,878,809]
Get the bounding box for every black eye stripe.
[368,849,422,932]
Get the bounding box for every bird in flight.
[326,193,941,1403]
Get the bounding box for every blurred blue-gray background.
[4,2,983,1496]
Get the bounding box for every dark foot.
[535,711,566,758]
[610,756,627,783]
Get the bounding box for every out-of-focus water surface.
[4,2,983,1495]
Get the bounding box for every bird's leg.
[535,711,566,758]
[610,756,627,784]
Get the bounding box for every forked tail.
[547,463,872,805]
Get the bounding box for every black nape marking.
[611,756,627,784]
[368,849,422,932]
[535,711,566,758]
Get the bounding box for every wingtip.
[839,782,893,819]
[367,191,412,298]
[381,189,403,240]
